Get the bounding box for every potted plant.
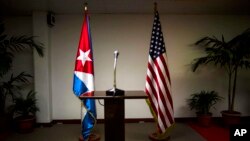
[187,90,222,127]
[10,91,39,133]
[0,20,43,132]
[191,29,250,126]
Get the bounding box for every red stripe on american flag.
[161,55,171,85]
[153,57,173,129]
[157,108,168,133]
[146,55,174,133]
[146,62,159,114]
[159,55,174,110]
[145,90,157,109]
[145,80,158,115]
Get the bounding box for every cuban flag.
[73,8,96,141]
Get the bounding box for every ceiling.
[1,0,250,16]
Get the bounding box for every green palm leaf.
[0,20,44,115]
[192,29,250,111]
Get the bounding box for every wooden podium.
[80,91,148,141]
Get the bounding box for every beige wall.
[5,14,250,121]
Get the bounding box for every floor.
[5,123,205,141]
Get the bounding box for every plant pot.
[0,113,13,132]
[15,115,35,133]
[197,113,212,127]
[148,132,171,141]
[0,113,13,140]
[221,110,241,126]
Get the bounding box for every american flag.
[145,11,175,135]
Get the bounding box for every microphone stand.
[106,50,124,96]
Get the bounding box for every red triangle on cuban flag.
[73,11,94,97]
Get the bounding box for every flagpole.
[84,2,88,11]
[80,101,83,125]
[80,101,83,140]
[80,2,86,138]
[154,2,157,13]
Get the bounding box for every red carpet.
[188,122,229,141]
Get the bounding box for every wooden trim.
[36,121,53,127]
[50,118,155,124]
[175,117,196,123]
[79,91,148,99]
[52,119,81,124]
[37,116,250,126]
[47,117,194,124]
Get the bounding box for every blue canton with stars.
[149,11,166,60]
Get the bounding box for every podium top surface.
[79,91,148,99]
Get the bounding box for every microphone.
[113,50,119,90]
[114,50,119,59]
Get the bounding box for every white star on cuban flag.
[73,48,94,97]
[77,49,92,66]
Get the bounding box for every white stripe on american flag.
[157,113,165,132]
[146,60,159,112]
[151,57,171,128]
[162,54,174,111]
[155,58,173,129]
[146,55,174,133]
[158,55,171,96]
[163,55,171,85]
[156,55,174,118]
[146,82,158,113]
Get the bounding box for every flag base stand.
[106,88,124,96]
[148,133,171,141]
[79,134,101,141]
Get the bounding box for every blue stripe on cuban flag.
[73,70,96,141]
[73,71,94,97]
